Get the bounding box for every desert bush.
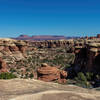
[86,72,93,81]
[0,72,17,79]
[25,73,28,78]
[29,73,34,79]
[75,72,87,81]
[75,72,92,88]
[10,68,16,73]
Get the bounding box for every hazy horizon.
[0,0,100,37]
[11,34,98,38]
[0,33,99,38]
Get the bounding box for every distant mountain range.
[13,35,80,41]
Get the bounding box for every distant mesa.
[13,34,79,41]
[13,34,67,41]
[12,34,100,41]
[18,35,30,38]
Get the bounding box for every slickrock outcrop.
[0,57,8,73]
[1,79,100,100]
[36,63,67,83]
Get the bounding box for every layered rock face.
[0,39,74,63]
[74,39,100,73]
[0,57,8,73]
[30,39,74,48]
[86,42,100,72]
[0,38,74,52]
[36,63,67,83]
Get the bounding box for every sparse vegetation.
[0,72,17,79]
[29,73,34,79]
[9,47,75,79]
[74,72,93,88]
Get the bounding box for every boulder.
[36,63,67,83]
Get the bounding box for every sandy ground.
[0,79,100,100]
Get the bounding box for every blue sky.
[0,0,100,37]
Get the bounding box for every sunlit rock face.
[0,38,74,75]
[36,63,67,83]
[1,38,100,75]
[0,39,74,60]
[0,38,74,52]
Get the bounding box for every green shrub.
[24,73,28,79]
[75,72,92,88]
[29,73,34,79]
[10,68,16,73]
[0,72,17,79]
[86,72,93,81]
[96,74,100,80]
[75,72,87,82]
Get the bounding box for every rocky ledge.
[0,79,100,100]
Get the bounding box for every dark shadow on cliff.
[65,48,87,79]
[94,54,100,74]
